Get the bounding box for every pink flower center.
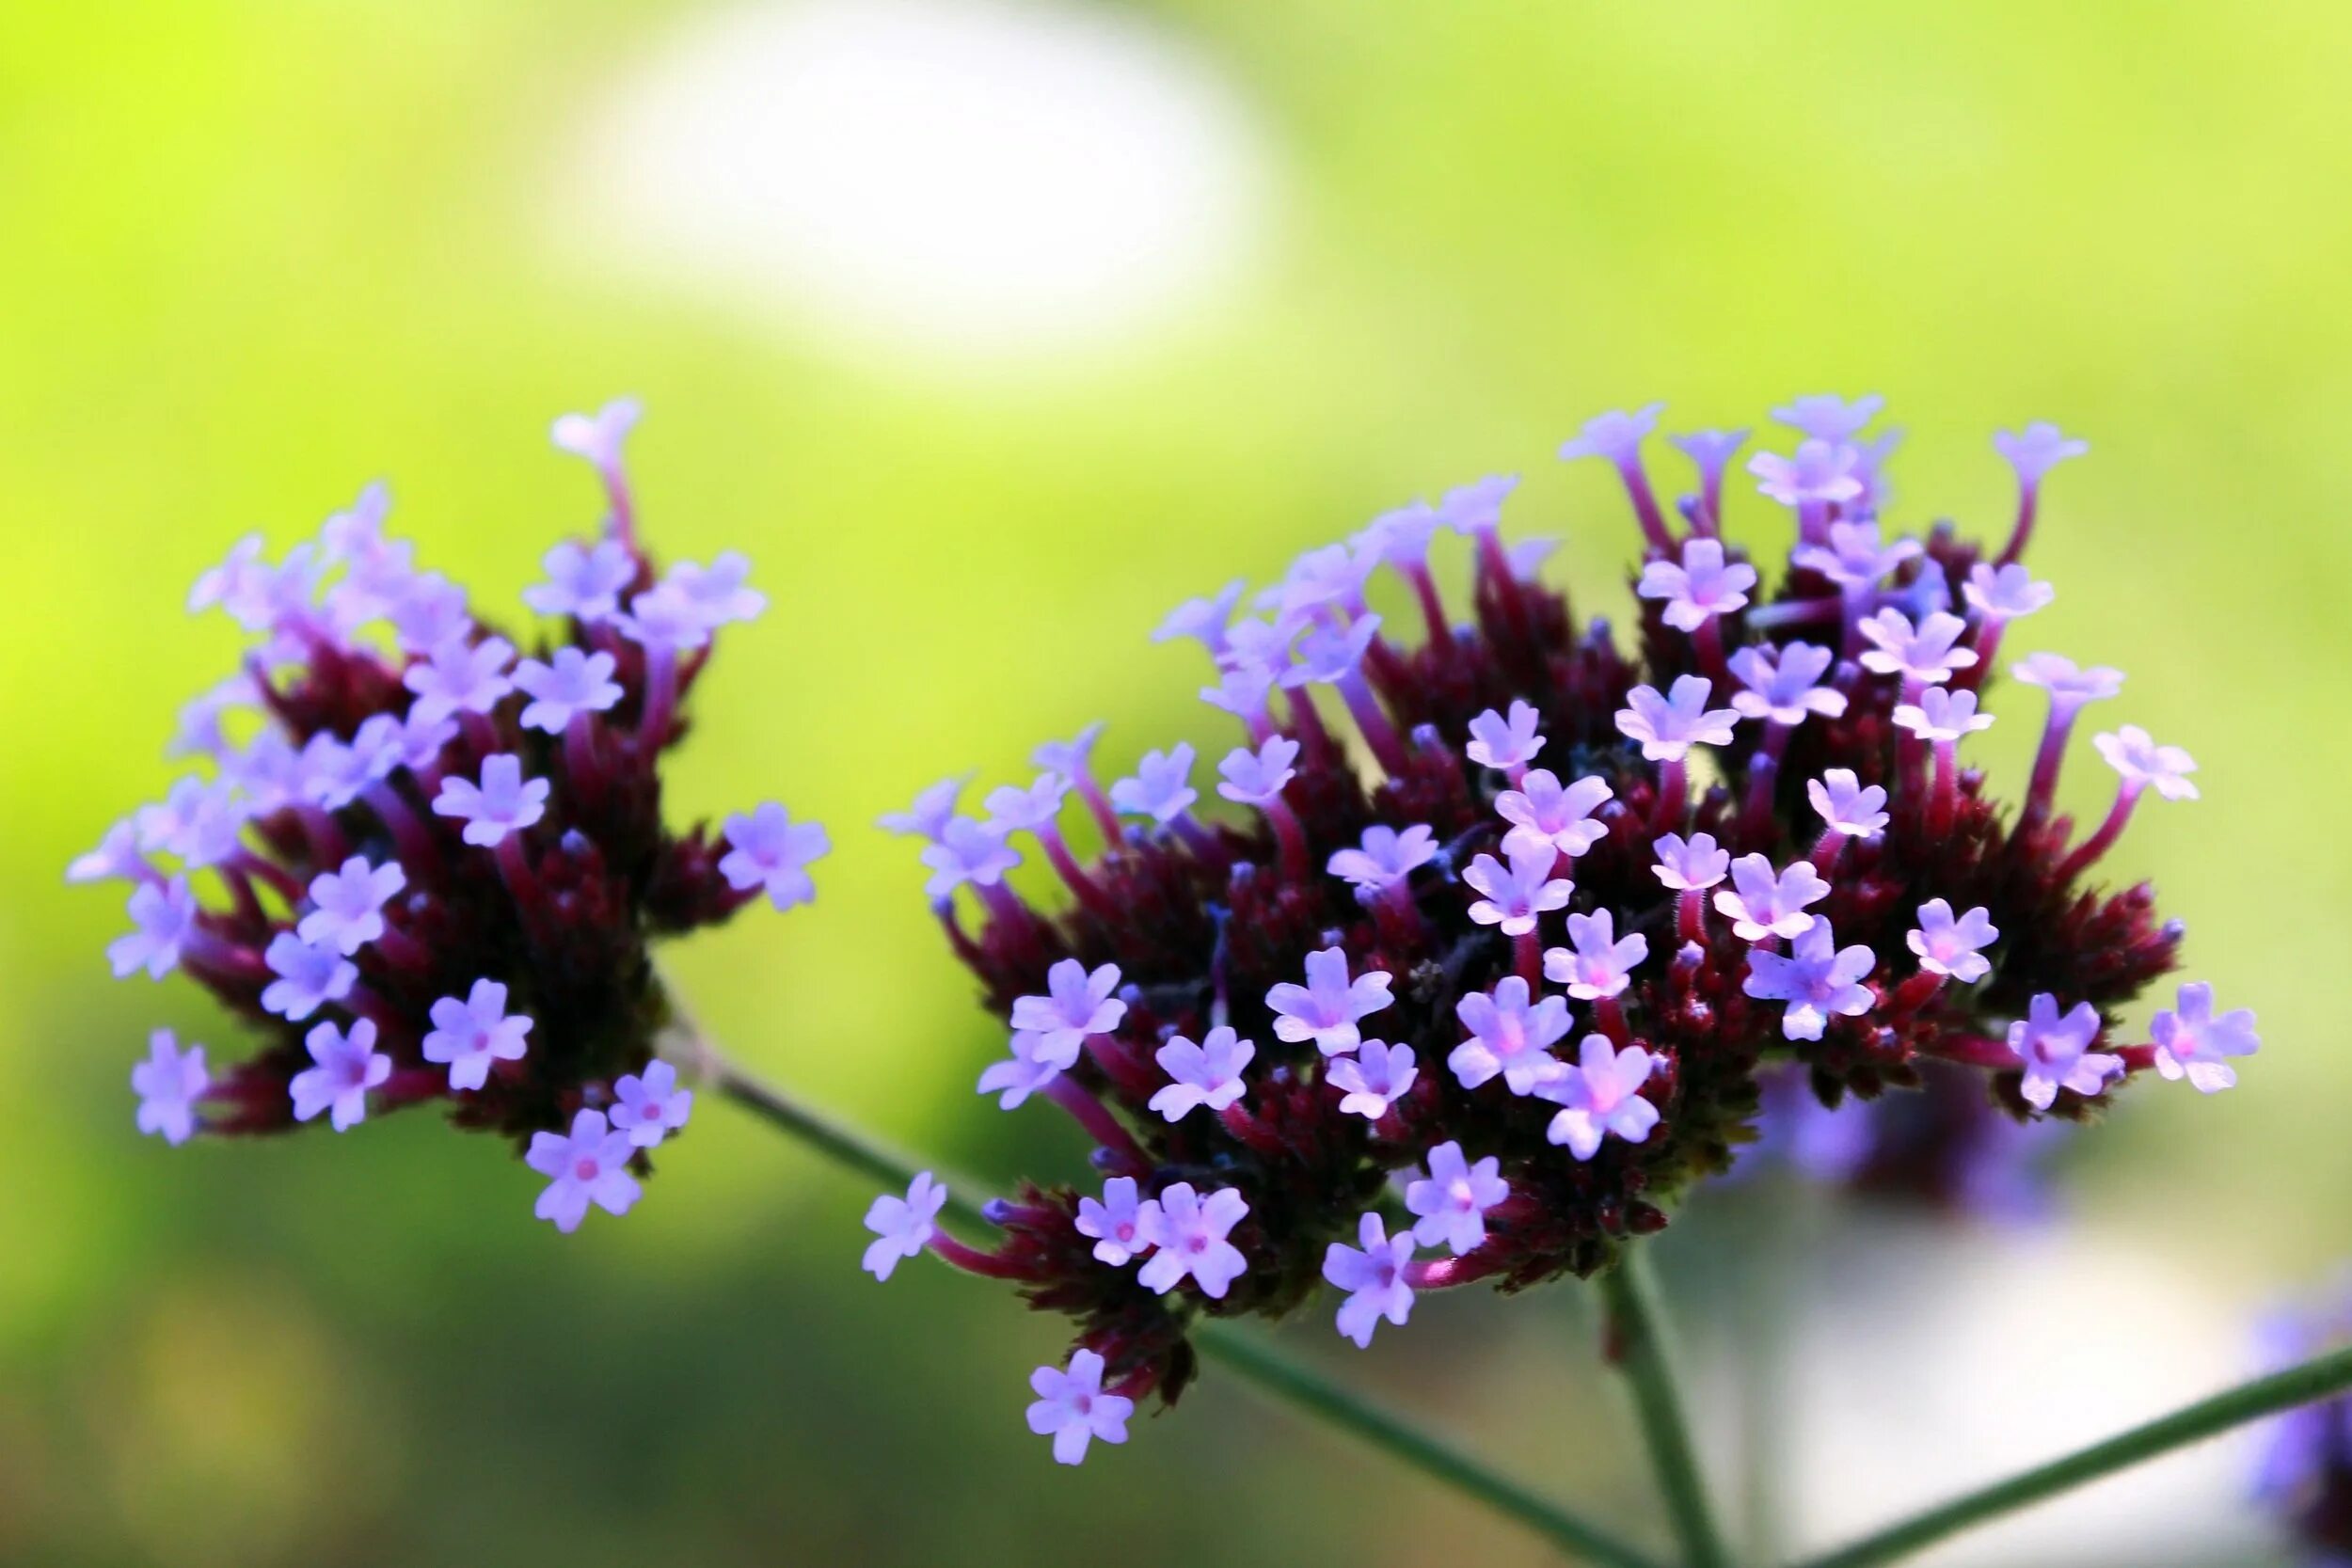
[575,1157,600,1181]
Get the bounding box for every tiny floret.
[289,1018,390,1132]
[1108,745,1199,824]
[1150,1026,1256,1121]
[1327,823,1438,892]
[1026,1350,1133,1466]
[1136,1183,1250,1299]
[1153,580,1246,651]
[1465,700,1547,772]
[879,775,967,841]
[1857,609,1977,685]
[2012,652,2124,708]
[1893,686,1994,743]
[1328,1039,1418,1119]
[421,978,534,1091]
[526,1108,643,1233]
[976,1031,1068,1110]
[1496,771,1614,862]
[984,772,1073,836]
[298,856,407,957]
[720,802,833,911]
[1535,1036,1661,1160]
[1267,947,1394,1056]
[1543,910,1649,1001]
[863,1171,947,1280]
[1713,854,1829,943]
[1074,1177,1158,1266]
[612,1059,694,1147]
[1216,736,1301,806]
[550,396,642,470]
[524,539,636,623]
[1435,473,1522,537]
[1323,1212,1419,1348]
[1808,770,1889,840]
[1615,675,1740,762]
[1406,1141,1510,1255]
[2150,981,2259,1093]
[403,636,516,724]
[919,816,1022,899]
[514,647,624,733]
[1994,421,2090,484]
[1638,538,1756,631]
[1558,404,1664,465]
[2008,994,2122,1109]
[433,754,550,848]
[1772,392,1884,442]
[110,876,199,980]
[1451,975,1571,1096]
[1728,641,1848,726]
[1010,959,1127,1064]
[1792,522,1920,589]
[1963,562,2055,622]
[1741,919,1878,1041]
[1652,832,1730,892]
[1748,439,1864,507]
[1907,899,1999,984]
[1463,841,1573,937]
[261,933,358,1022]
[133,1029,209,1146]
[2093,726,2200,800]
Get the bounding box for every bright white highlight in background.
[563,0,1276,370]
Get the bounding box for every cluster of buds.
[2255,1285,2352,1563]
[867,394,2262,1463]
[88,402,829,1228]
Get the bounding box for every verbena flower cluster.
[867,394,2261,1464]
[90,402,827,1228]
[2257,1285,2352,1565]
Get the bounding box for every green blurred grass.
[4,1,2350,1562]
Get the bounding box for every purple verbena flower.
[863,1171,947,1281]
[1994,421,2089,486]
[1742,918,1878,1041]
[1323,1212,1418,1348]
[2008,993,2122,1109]
[289,1018,390,1132]
[133,1029,209,1147]
[977,1031,1067,1110]
[1327,1039,1417,1120]
[612,1058,694,1147]
[109,876,199,980]
[1405,1141,1509,1256]
[1728,642,1848,727]
[1748,439,1864,507]
[1791,521,1921,589]
[1450,975,1570,1095]
[1149,1026,1256,1121]
[1216,736,1300,805]
[1267,947,1393,1056]
[1807,770,1889,840]
[920,816,1022,900]
[880,775,968,841]
[1535,1036,1661,1160]
[1026,1350,1133,1465]
[1153,580,1247,654]
[524,538,636,623]
[719,802,833,911]
[1136,1183,1249,1299]
[527,1108,642,1232]
[1963,562,2055,623]
[2093,725,2200,800]
[1544,910,1649,1001]
[1638,538,1757,631]
[1615,675,1739,763]
[261,933,358,1022]
[1327,823,1438,892]
[514,647,623,733]
[1463,840,1573,937]
[1557,404,1664,465]
[1652,832,1730,892]
[2150,981,2260,1093]
[1010,958,1127,1064]
[1109,745,1198,824]
[403,636,516,724]
[1496,770,1613,862]
[298,855,406,957]
[432,753,549,848]
[1893,685,1994,743]
[1434,473,1522,538]
[1772,393,1885,443]
[1074,1177,1158,1267]
[1908,899,1999,983]
[1465,699,1546,772]
[1857,609,1977,685]
[421,978,534,1092]
[1713,854,1829,943]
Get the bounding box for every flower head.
[863,1172,947,1280]
[1026,1350,1133,1465]
[2150,981,2259,1093]
[1323,1212,1419,1348]
[75,407,818,1223]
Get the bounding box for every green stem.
[1599,1252,1733,1568]
[700,1048,1663,1568]
[1788,1342,2352,1568]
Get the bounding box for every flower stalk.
[1599,1253,1734,1568]
[694,1039,1663,1568]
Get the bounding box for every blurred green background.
[5,1,2350,1563]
